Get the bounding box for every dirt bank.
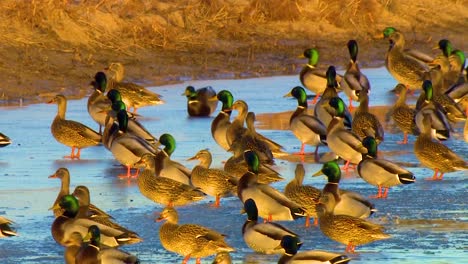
[0,0,466,105]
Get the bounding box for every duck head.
[217,90,233,111]
[244,150,259,174]
[91,72,107,93]
[362,136,378,158]
[83,225,101,246]
[347,39,359,63]
[303,48,319,66]
[159,133,176,156]
[312,160,341,184]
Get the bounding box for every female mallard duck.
[313,160,375,218]
[187,149,237,208]
[0,216,17,237]
[49,168,112,219]
[224,151,284,184]
[299,48,345,104]
[415,80,451,141]
[237,150,306,222]
[390,85,419,144]
[242,198,300,254]
[156,206,235,264]
[75,225,140,264]
[344,39,371,111]
[277,235,351,264]
[154,133,191,185]
[211,90,234,151]
[49,94,102,159]
[284,164,321,227]
[51,195,142,247]
[183,85,218,117]
[106,62,164,113]
[108,110,157,178]
[226,99,249,147]
[88,71,111,133]
[135,153,206,207]
[284,86,327,161]
[351,89,385,144]
[358,137,415,199]
[383,27,430,91]
[317,192,390,253]
[0,132,11,147]
[327,97,368,171]
[414,114,468,180]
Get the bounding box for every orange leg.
[348,97,354,112]
[397,133,408,144]
[305,215,310,228]
[309,93,320,104]
[370,185,383,199]
[210,195,221,208]
[313,218,319,226]
[341,160,355,172]
[425,169,442,181]
[345,243,356,253]
[196,258,201,264]
[118,166,139,179]
[75,148,82,159]
[382,187,389,198]
[64,146,77,159]
[182,254,191,264]
[437,173,444,180]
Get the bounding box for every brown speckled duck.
[390,85,419,144]
[351,89,384,144]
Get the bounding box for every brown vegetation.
[0,0,466,104]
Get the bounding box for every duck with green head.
[211,90,234,151]
[344,39,370,111]
[284,86,327,161]
[88,71,111,133]
[358,137,415,198]
[154,133,191,185]
[237,150,306,222]
[391,84,420,144]
[313,160,375,218]
[183,85,218,117]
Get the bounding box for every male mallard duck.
[0,132,11,147]
[327,97,368,171]
[242,198,300,254]
[211,90,234,151]
[317,192,390,253]
[49,94,102,159]
[0,216,17,237]
[344,39,371,111]
[88,71,111,133]
[106,62,164,113]
[156,206,235,264]
[415,80,451,141]
[284,164,321,227]
[414,114,468,180]
[313,160,375,218]
[390,85,419,144]
[187,149,237,208]
[299,48,345,104]
[383,27,430,91]
[183,85,218,117]
[135,153,205,207]
[51,195,142,247]
[284,86,327,160]
[351,89,385,144]
[154,133,191,185]
[75,225,140,264]
[237,150,306,222]
[448,49,467,85]
[358,137,415,198]
[277,235,351,264]
[224,151,284,184]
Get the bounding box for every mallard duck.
[183,85,218,117]
[49,94,102,159]
[299,48,345,104]
[0,216,17,237]
[414,114,468,180]
[237,150,306,221]
[88,71,111,133]
[49,168,112,219]
[284,164,321,227]
[277,235,351,264]
[135,153,205,207]
[351,89,385,144]
[242,198,300,254]
[224,151,284,184]
[226,99,249,147]
[154,133,191,185]
[108,109,157,178]
[212,252,232,264]
[317,192,390,253]
[358,136,415,198]
[284,86,327,160]
[211,90,234,151]
[75,225,140,264]
[383,27,430,91]
[64,232,82,264]
[415,80,451,141]
[51,195,142,247]
[313,160,376,218]
[344,39,371,111]
[187,149,237,208]
[156,206,235,264]
[390,85,419,144]
[327,97,368,170]
[0,132,11,147]
[314,66,352,129]
[448,49,467,85]
[106,62,164,113]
